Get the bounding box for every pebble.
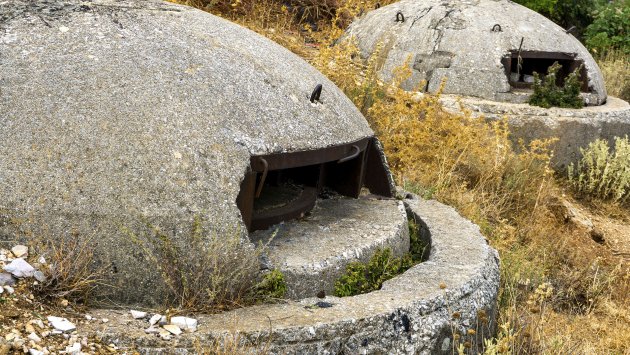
[170,317,198,332]
[33,320,45,329]
[3,258,35,278]
[84,315,93,321]
[33,271,46,283]
[158,329,171,341]
[27,333,41,343]
[11,245,28,258]
[0,272,16,286]
[130,310,146,319]
[47,316,76,332]
[144,326,159,334]
[3,286,13,294]
[149,314,161,325]
[162,324,182,335]
[101,318,109,323]
[28,349,44,355]
[64,343,81,355]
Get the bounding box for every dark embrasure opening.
[501,51,589,92]
[236,137,393,231]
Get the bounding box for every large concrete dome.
[0,0,392,305]
[345,0,607,105]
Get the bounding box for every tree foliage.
[585,0,630,55]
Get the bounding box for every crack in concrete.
[410,7,433,28]
[429,9,455,52]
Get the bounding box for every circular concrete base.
[250,196,409,299]
[439,95,630,169]
[81,197,500,354]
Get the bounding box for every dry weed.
[596,49,630,101]
[33,232,106,305]
[125,217,274,313]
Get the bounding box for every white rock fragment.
[64,342,81,355]
[101,318,109,323]
[59,26,69,33]
[29,349,44,355]
[11,245,28,258]
[130,310,147,319]
[33,270,47,283]
[3,258,35,278]
[4,286,14,294]
[38,256,46,265]
[158,329,171,340]
[0,287,3,295]
[144,326,160,334]
[84,314,93,321]
[33,320,45,329]
[162,324,182,335]
[47,316,76,332]
[27,332,41,343]
[149,314,161,325]
[170,316,198,332]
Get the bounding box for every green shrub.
[512,0,600,38]
[529,62,584,109]
[333,248,412,297]
[585,0,630,55]
[334,220,428,297]
[568,136,630,203]
[255,269,287,299]
[408,219,430,262]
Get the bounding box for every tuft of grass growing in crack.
[333,220,428,297]
[33,232,106,306]
[125,216,286,313]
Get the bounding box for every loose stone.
[33,271,46,283]
[130,310,146,319]
[11,245,28,258]
[169,317,198,332]
[162,324,182,335]
[64,343,81,355]
[149,314,161,325]
[47,317,76,333]
[3,258,35,278]
[27,333,41,343]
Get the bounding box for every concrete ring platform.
[83,197,500,354]
[436,94,630,169]
[251,196,409,299]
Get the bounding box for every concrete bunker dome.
[0,0,393,305]
[345,0,608,106]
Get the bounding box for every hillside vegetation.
[175,1,630,353]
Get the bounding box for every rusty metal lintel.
[250,138,371,172]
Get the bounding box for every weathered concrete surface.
[251,196,409,299]
[437,94,630,169]
[0,0,373,306]
[81,198,500,354]
[344,0,606,105]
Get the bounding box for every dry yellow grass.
[597,49,630,101]
[173,1,630,353]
